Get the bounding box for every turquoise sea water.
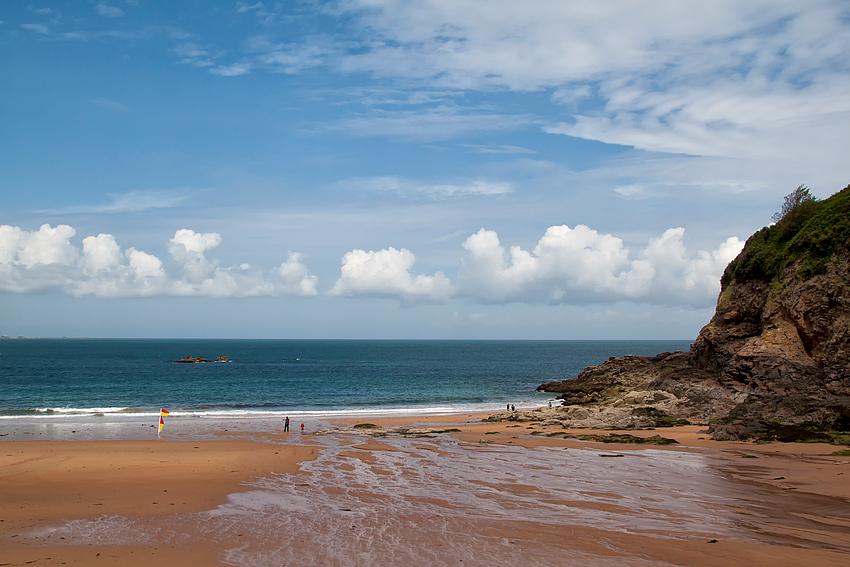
[0,339,691,422]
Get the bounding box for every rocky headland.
[504,185,850,441]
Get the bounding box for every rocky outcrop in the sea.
[535,185,850,440]
[174,355,230,363]
[175,356,210,363]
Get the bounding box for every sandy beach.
[2,413,849,566]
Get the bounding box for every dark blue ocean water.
[0,339,691,421]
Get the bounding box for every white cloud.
[258,43,331,74]
[344,176,512,198]
[95,3,124,18]
[456,225,744,306]
[40,189,193,215]
[81,234,123,276]
[332,0,798,89]
[237,2,264,14]
[174,42,217,67]
[614,185,646,197]
[0,225,317,298]
[1,222,742,307]
[126,248,163,279]
[460,144,536,155]
[325,0,850,165]
[210,63,252,76]
[17,224,79,269]
[329,225,743,307]
[329,247,453,303]
[20,23,50,34]
[167,229,222,284]
[326,105,533,140]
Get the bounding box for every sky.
[1,0,849,340]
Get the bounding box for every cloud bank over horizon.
[1,223,742,308]
[0,225,318,298]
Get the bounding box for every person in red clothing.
[300,422,305,432]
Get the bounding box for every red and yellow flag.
[158,408,169,433]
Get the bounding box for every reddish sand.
[2,414,849,566]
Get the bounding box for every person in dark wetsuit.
[284,416,290,431]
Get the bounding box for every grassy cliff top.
[722,184,850,286]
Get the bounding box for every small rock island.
[174,355,230,363]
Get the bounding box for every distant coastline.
[0,335,83,340]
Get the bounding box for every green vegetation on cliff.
[722,185,850,285]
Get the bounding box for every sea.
[0,339,691,435]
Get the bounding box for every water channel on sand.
[26,433,850,566]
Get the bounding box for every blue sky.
[2,0,849,339]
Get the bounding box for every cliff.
[532,185,850,440]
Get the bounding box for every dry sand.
[2,413,849,566]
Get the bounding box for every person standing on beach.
[300,422,304,432]
[284,416,290,432]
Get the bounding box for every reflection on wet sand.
[25,432,850,567]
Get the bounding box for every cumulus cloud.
[329,247,453,303]
[0,225,317,298]
[2,223,742,307]
[330,225,743,307]
[456,225,743,306]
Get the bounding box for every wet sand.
[2,413,849,566]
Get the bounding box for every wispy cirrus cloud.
[210,62,251,76]
[90,98,128,112]
[20,23,50,34]
[340,176,513,199]
[321,0,850,164]
[174,42,217,67]
[39,190,195,215]
[460,144,536,155]
[322,105,534,141]
[95,3,124,18]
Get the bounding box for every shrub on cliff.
[722,184,850,285]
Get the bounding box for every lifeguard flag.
[160,409,170,416]
[158,415,164,433]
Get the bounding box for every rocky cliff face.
[688,249,850,438]
[534,186,850,440]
